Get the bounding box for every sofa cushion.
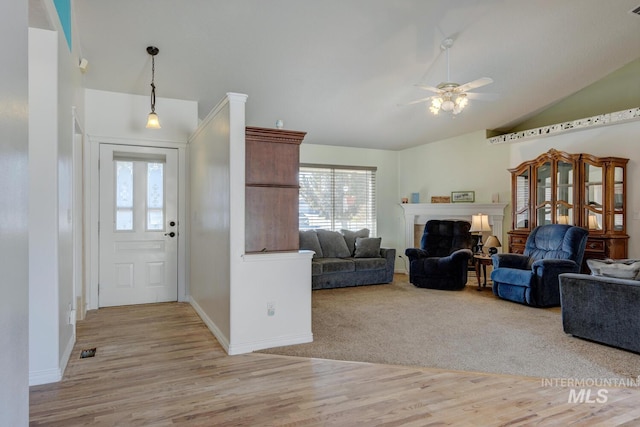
[299,230,323,258]
[314,258,355,274]
[316,229,351,258]
[341,228,370,256]
[352,257,386,271]
[354,237,382,258]
[311,261,322,276]
[587,258,640,280]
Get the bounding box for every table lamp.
[470,213,491,254]
[484,235,502,255]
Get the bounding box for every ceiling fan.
[408,38,493,115]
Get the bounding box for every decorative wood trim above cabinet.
[487,107,640,145]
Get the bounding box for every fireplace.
[399,202,508,250]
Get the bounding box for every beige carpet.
[260,275,640,380]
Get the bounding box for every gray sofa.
[300,229,396,290]
[559,272,640,353]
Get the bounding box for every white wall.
[28,0,87,385]
[28,27,62,386]
[56,5,86,372]
[300,144,401,268]
[0,0,29,423]
[397,130,512,244]
[85,89,198,143]
[188,95,235,346]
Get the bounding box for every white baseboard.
[29,367,61,386]
[189,297,313,356]
[189,297,231,354]
[29,331,75,386]
[228,333,313,355]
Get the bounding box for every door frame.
[86,135,188,310]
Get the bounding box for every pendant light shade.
[146,112,161,129]
[145,46,161,129]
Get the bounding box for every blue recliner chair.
[405,220,474,290]
[491,224,588,307]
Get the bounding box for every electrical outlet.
[267,301,275,317]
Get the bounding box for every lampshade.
[484,235,501,249]
[146,112,161,129]
[484,234,501,255]
[470,214,491,232]
[588,215,600,230]
[557,215,570,224]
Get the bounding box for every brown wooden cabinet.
[508,149,628,272]
[245,126,306,253]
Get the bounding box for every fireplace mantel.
[399,202,509,251]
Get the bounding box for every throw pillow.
[316,229,351,258]
[587,258,640,280]
[299,230,323,258]
[341,228,370,256]
[354,237,382,258]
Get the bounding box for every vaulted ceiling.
[51,1,640,149]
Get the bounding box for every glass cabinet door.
[584,162,603,232]
[556,161,574,225]
[613,166,624,231]
[514,169,529,229]
[536,162,551,226]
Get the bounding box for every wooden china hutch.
[508,149,628,272]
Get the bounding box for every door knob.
[164,232,176,237]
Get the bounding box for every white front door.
[99,144,178,307]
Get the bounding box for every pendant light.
[145,46,161,129]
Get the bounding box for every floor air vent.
[630,5,640,15]
[80,348,96,358]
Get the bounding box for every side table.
[474,254,493,291]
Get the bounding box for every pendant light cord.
[150,55,156,114]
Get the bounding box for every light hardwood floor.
[30,302,640,426]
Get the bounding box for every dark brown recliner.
[404,220,474,290]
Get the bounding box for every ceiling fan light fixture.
[414,38,492,117]
[452,93,468,115]
[441,99,455,112]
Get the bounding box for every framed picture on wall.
[451,191,475,203]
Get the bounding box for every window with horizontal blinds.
[299,164,377,235]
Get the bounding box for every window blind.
[299,164,377,235]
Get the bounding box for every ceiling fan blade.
[399,96,435,107]
[457,77,493,93]
[414,84,442,93]
[465,92,499,101]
